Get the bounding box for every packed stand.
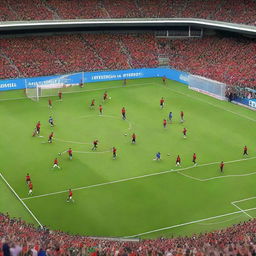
[0,33,159,79]
[0,0,255,26]
[1,213,256,255]
[157,36,256,89]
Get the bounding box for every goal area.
[188,75,226,100]
[25,72,83,101]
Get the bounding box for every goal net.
[25,72,83,101]
[188,75,226,100]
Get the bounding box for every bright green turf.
[0,78,256,239]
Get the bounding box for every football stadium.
[0,0,256,255]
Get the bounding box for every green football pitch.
[1,77,256,239]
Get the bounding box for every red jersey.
[99,106,103,111]
[244,146,247,151]
[113,147,117,153]
[54,159,58,165]
[181,111,184,117]
[69,190,73,197]
[26,175,30,181]
[48,99,52,105]
[58,92,62,98]
[177,156,181,162]
[132,134,136,140]
[103,93,107,99]
[29,183,33,189]
[36,122,40,129]
[160,99,164,104]
[183,128,187,135]
[122,108,126,114]
[68,149,72,156]
[93,140,98,146]
[193,154,196,160]
[163,119,167,125]
[49,132,53,139]
[91,99,95,105]
[220,162,224,168]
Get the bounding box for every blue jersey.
[169,113,172,119]
[156,152,161,159]
[49,117,53,123]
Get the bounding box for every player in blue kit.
[154,152,161,161]
[169,112,173,123]
[49,116,54,127]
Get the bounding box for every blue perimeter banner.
[0,68,188,92]
[234,98,256,109]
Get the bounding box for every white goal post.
[25,72,84,101]
[188,75,226,100]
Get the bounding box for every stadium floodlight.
[188,75,226,100]
[25,72,84,101]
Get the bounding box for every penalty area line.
[21,156,256,201]
[0,173,43,228]
[124,207,256,238]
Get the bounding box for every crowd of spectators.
[0,0,255,26]
[157,36,256,89]
[1,212,256,255]
[0,33,255,93]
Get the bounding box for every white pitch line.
[0,173,43,228]
[231,202,253,219]
[54,138,91,145]
[201,171,256,181]
[232,196,256,204]
[21,169,177,200]
[196,213,245,226]
[177,171,203,181]
[73,150,111,154]
[124,207,256,238]
[165,85,256,123]
[21,156,256,201]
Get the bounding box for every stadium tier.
[1,213,256,255]
[0,0,255,25]
[0,33,255,88]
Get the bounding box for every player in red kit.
[67,148,73,160]
[48,132,54,143]
[90,99,95,109]
[220,161,224,172]
[132,133,136,144]
[26,173,31,184]
[122,107,126,120]
[58,90,62,100]
[243,146,248,156]
[53,158,60,169]
[180,111,184,123]
[35,121,41,136]
[176,155,181,166]
[160,97,164,109]
[112,147,117,159]
[48,98,52,108]
[183,128,187,138]
[192,153,197,165]
[99,105,103,115]
[103,91,108,101]
[28,182,33,195]
[163,119,167,128]
[92,140,99,150]
[67,189,74,202]
[162,76,166,85]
